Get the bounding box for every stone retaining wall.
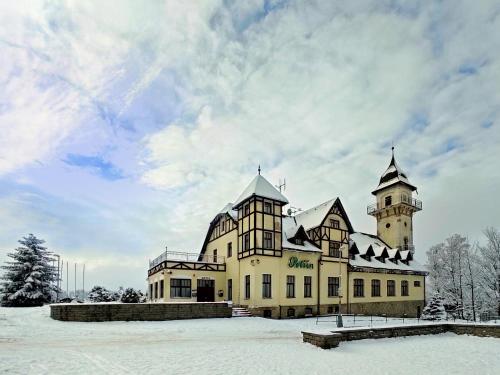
[50,302,232,322]
[348,300,424,317]
[302,323,500,349]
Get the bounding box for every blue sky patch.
[63,154,125,181]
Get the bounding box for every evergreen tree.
[0,234,59,307]
[421,294,447,321]
[120,287,142,303]
[87,286,115,302]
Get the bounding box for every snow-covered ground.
[1,306,499,375]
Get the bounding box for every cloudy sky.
[1,0,499,291]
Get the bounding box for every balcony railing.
[367,194,422,215]
[149,251,225,269]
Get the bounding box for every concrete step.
[232,307,252,317]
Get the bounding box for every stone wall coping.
[329,322,500,333]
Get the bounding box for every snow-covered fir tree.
[87,286,116,302]
[0,234,59,307]
[421,294,447,320]
[120,287,143,303]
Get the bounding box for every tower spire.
[258,165,261,175]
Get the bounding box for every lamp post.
[337,245,344,328]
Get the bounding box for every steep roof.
[218,202,238,221]
[233,174,288,209]
[372,149,416,195]
[281,216,321,253]
[294,197,354,233]
[349,232,427,273]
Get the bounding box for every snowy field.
[1,306,499,375]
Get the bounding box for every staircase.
[232,307,252,317]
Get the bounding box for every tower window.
[244,233,250,250]
[386,223,391,229]
[264,202,272,214]
[385,196,392,207]
[263,231,273,249]
[244,204,250,216]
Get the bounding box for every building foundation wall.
[348,300,424,317]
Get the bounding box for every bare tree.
[478,227,500,315]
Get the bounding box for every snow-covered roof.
[372,150,416,195]
[281,216,321,253]
[349,232,426,273]
[294,198,336,230]
[233,174,288,208]
[218,203,237,221]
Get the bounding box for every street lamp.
[337,244,345,328]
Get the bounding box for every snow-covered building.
[148,150,427,318]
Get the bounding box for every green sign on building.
[288,256,313,269]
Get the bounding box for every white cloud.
[1,1,499,288]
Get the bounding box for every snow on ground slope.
[1,306,499,375]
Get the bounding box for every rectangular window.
[244,204,250,216]
[371,279,381,297]
[353,279,364,297]
[264,202,272,214]
[385,195,392,207]
[414,280,421,287]
[328,277,340,297]
[154,281,158,299]
[262,274,272,298]
[160,280,164,298]
[401,280,409,296]
[387,280,396,296]
[329,241,341,257]
[330,219,340,229]
[263,231,273,249]
[286,275,295,298]
[244,233,250,250]
[304,276,312,298]
[221,220,225,232]
[170,279,191,298]
[245,275,250,299]
[228,279,232,301]
[227,242,232,258]
[226,219,230,231]
[213,249,217,263]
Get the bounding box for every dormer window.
[385,196,392,207]
[295,238,304,246]
[264,201,272,214]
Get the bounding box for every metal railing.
[149,251,225,268]
[367,194,422,214]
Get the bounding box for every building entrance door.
[197,279,215,302]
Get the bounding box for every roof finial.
[391,141,395,156]
[258,165,261,175]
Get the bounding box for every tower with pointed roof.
[233,170,289,259]
[368,148,422,253]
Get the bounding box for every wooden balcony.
[367,194,422,215]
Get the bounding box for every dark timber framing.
[148,260,226,277]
